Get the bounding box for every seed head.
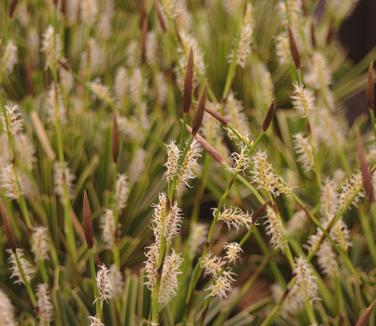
[114,67,128,101]
[293,133,314,173]
[294,257,318,302]
[109,265,124,298]
[115,174,129,211]
[206,270,234,299]
[291,83,315,117]
[201,252,225,277]
[317,241,338,277]
[276,33,291,65]
[188,223,207,257]
[54,162,75,202]
[2,103,23,136]
[95,265,112,306]
[224,242,243,264]
[101,209,116,249]
[264,206,286,253]
[192,82,207,136]
[2,40,18,73]
[37,283,53,325]
[31,226,49,262]
[216,206,253,230]
[7,248,35,285]
[287,26,301,69]
[159,251,182,305]
[225,92,249,137]
[164,140,181,183]
[80,0,98,26]
[145,243,160,289]
[304,52,331,89]
[88,316,104,326]
[41,25,61,69]
[88,79,113,105]
[338,172,364,212]
[180,32,205,75]
[1,164,22,200]
[177,139,202,190]
[0,289,16,326]
[231,145,250,174]
[47,84,66,123]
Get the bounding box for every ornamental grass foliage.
[0,0,376,325]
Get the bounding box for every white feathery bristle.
[146,31,158,65]
[317,240,338,277]
[47,84,67,123]
[41,25,62,69]
[304,52,331,89]
[2,103,23,136]
[293,133,314,173]
[216,206,253,230]
[231,145,250,174]
[88,79,113,105]
[0,288,17,326]
[7,248,35,285]
[206,270,234,299]
[115,174,129,211]
[201,252,225,277]
[95,265,112,306]
[252,151,291,196]
[159,251,182,305]
[54,162,75,202]
[286,210,308,236]
[265,206,286,253]
[80,0,98,26]
[101,209,116,249]
[37,283,53,325]
[109,265,124,298]
[180,32,205,75]
[88,315,104,326]
[129,148,146,183]
[224,242,243,264]
[1,164,22,200]
[225,92,250,138]
[145,243,160,289]
[294,257,318,302]
[188,223,208,257]
[152,192,183,243]
[2,40,18,73]
[164,140,181,183]
[114,67,128,101]
[338,172,364,212]
[129,68,144,104]
[177,139,202,190]
[32,226,49,262]
[276,33,290,65]
[291,83,315,117]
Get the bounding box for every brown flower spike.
[262,100,276,132]
[112,113,120,163]
[367,62,374,110]
[288,26,301,70]
[192,82,207,136]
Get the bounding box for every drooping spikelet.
[88,316,104,326]
[47,84,67,123]
[164,140,181,183]
[95,265,112,306]
[37,283,53,325]
[177,139,202,189]
[252,151,291,196]
[337,172,364,213]
[188,223,208,257]
[293,133,314,173]
[41,25,62,69]
[231,145,250,174]
[0,289,17,326]
[2,40,18,74]
[317,240,338,277]
[291,83,315,117]
[304,52,331,90]
[109,265,124,298]
[264,206,287,253]
[1,164,22,199]
[31,226,49,262]
[101,209,116,249]
[54,162,75,202]
[2,103,23,136]
[230,4,253,68]
[224,242,243,264]
[115,174,129,211]
[201,252,226,276]
[159,251,182,305]
[152,192,183,243]
[206,270,234,299]
[216,206,253,230]
[7,248,35,285]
